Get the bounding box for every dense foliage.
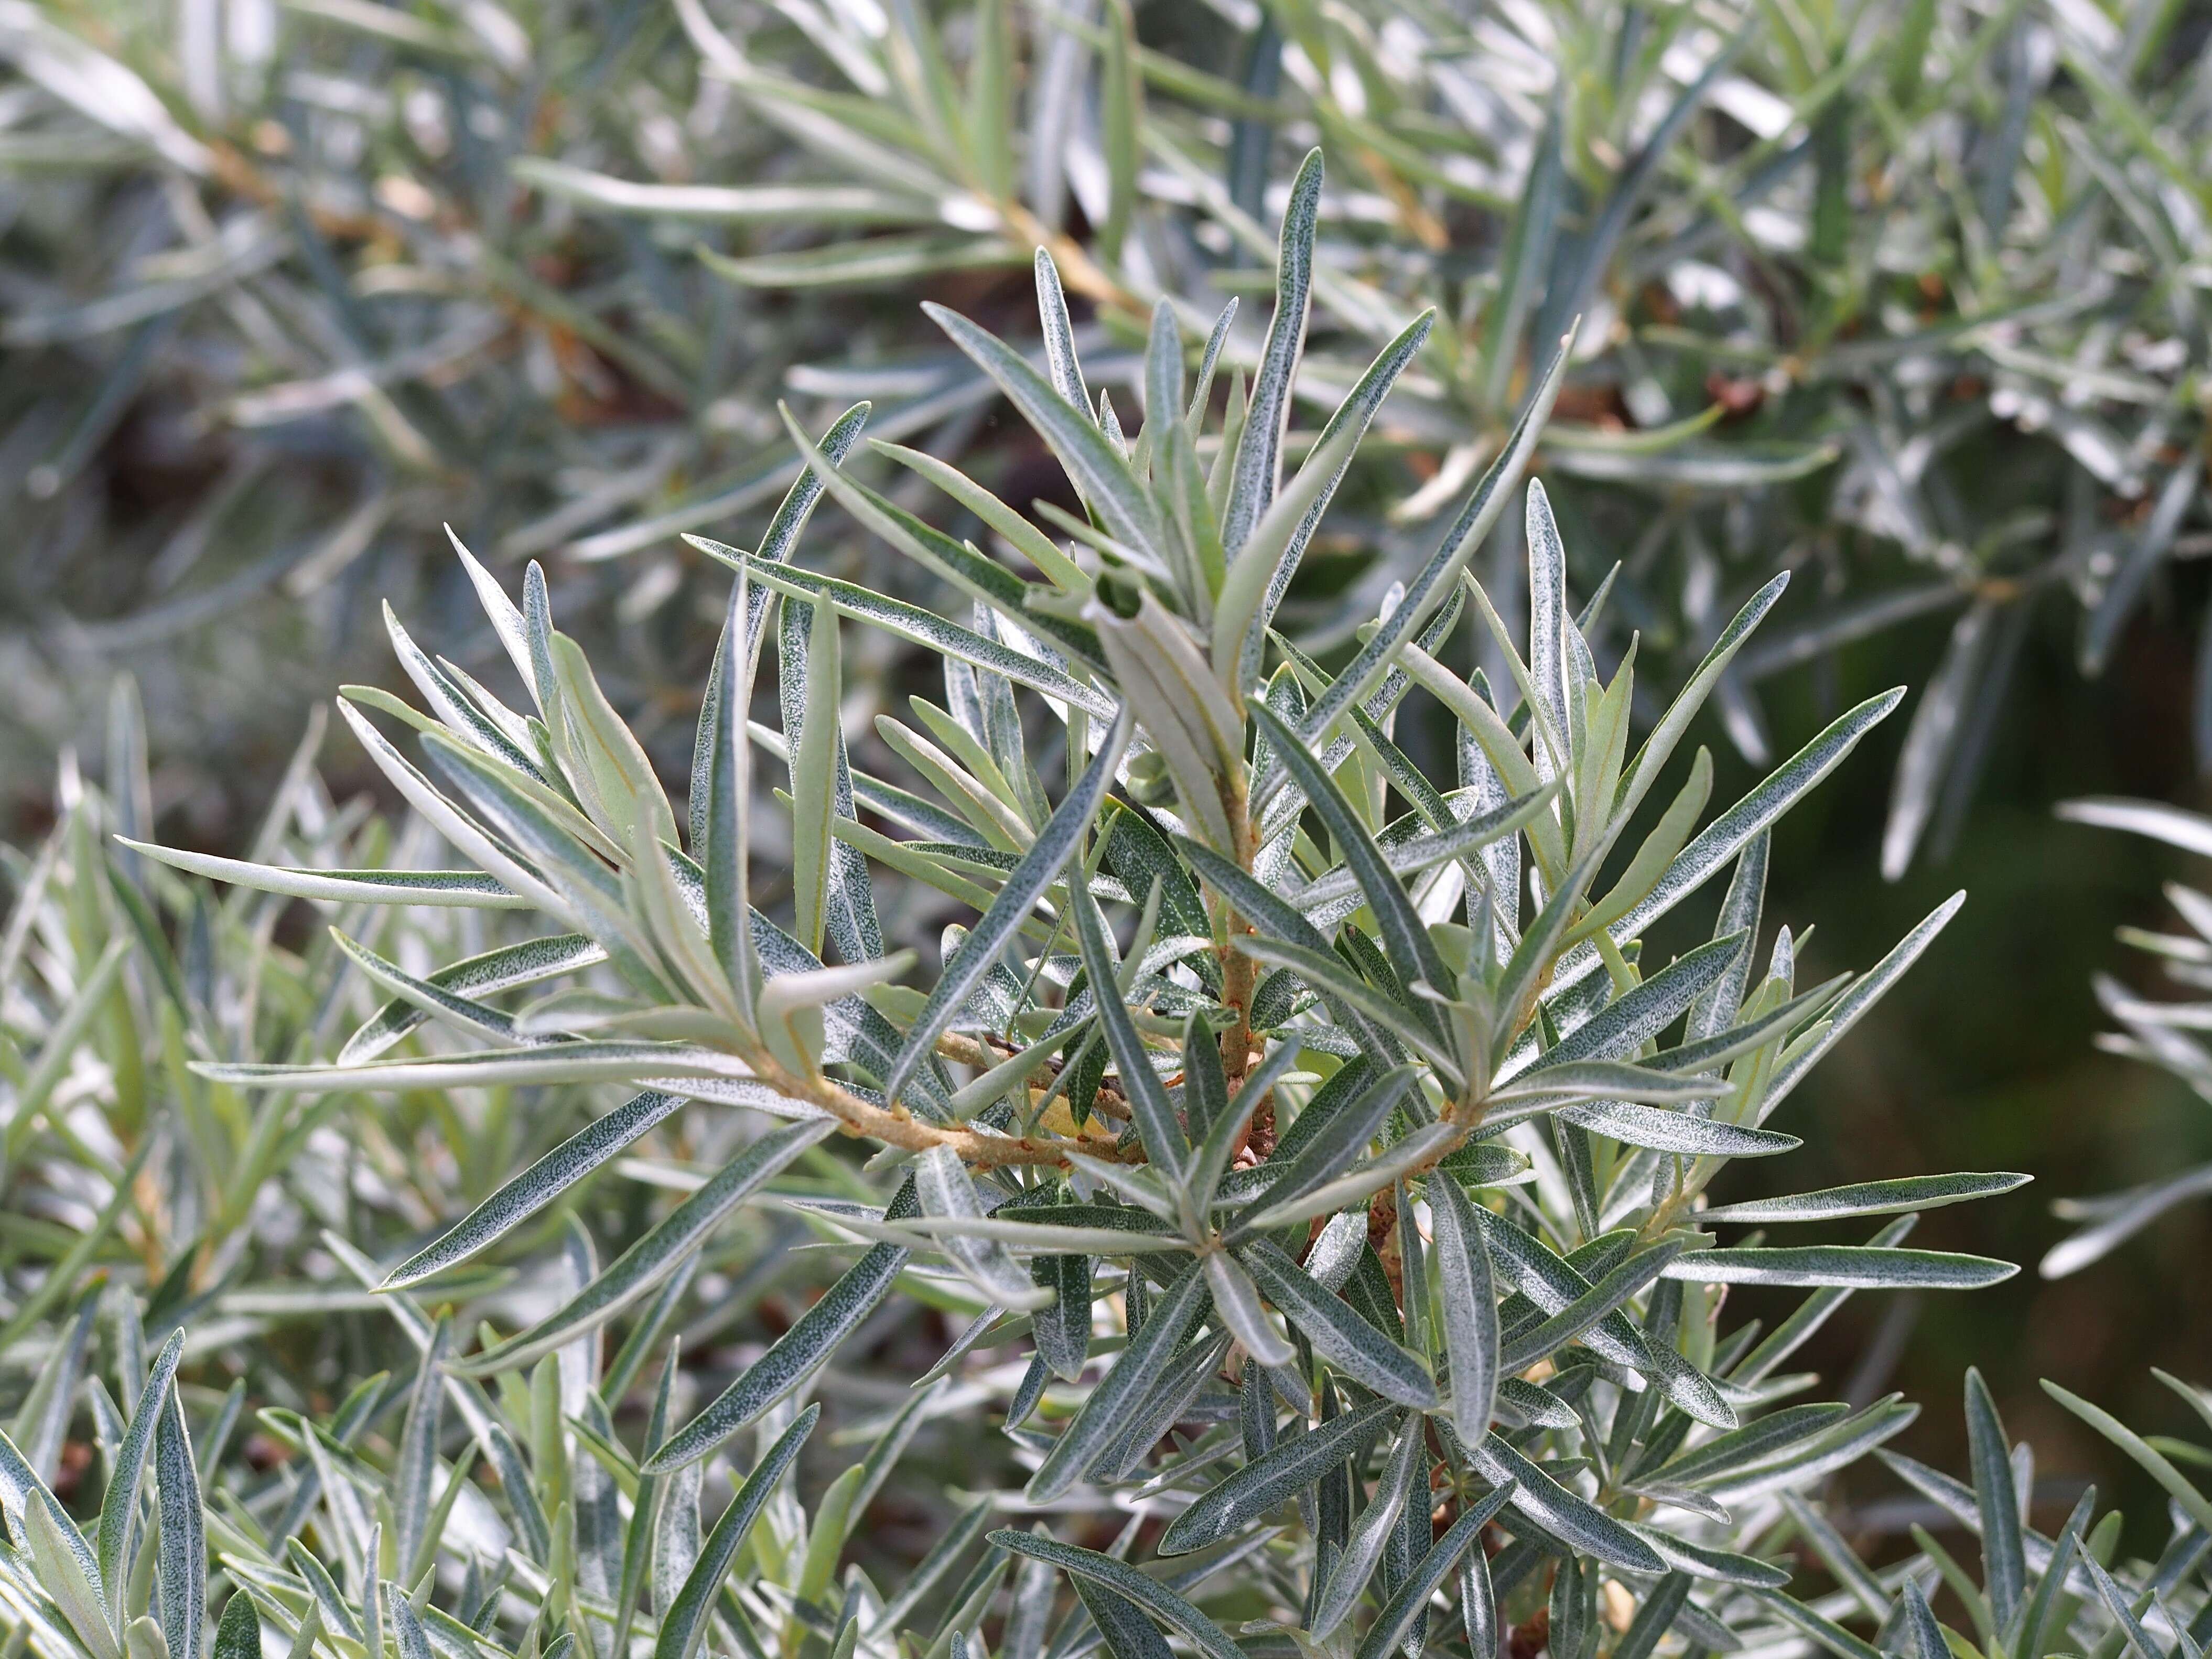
[0,186,2052,1659]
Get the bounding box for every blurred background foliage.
[6,0,2212,1575]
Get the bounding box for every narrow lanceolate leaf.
[1069,871,1190,1184]
[1644,1405,1853,1489]
[2042,1381,2212,1538]
[99,1329,184,1627]
[1311,1419,1426,1638]
[1231,311,1436,694]
[653,1404,819,1659]
[791,591,841,957]
[1027,1263,1211,1503]
[1555,1102,1798,1157]
[384,1091,689,1287]
[1963,1367,2026,1630]
[1249,702,1453,1015]
[1699,1172,2030,1223]
[457,1119,837,1375]
[392,1315,450,1578]
[341,934,607,1064]
[1157,1401,1397,1556]
[1236,1240,1437,1408]
[1658,1247,2017,1288]
[115,841,527,908]
[925,303,1171,572]
[884,708,1132,1107]
[1353,1483,1515,1659]
[990,1533,1242,1659]
[1287,327,1573,760]
[1470,1434,1664,1572]
[1764,893,1962,1112]
[916,1145,1055,1310]
[155,1390,205,1659]
[1552,691,1908,1000]
[1426,1172,1499,1446]
[645,1179,919,1473]
[1221,148,1323,557]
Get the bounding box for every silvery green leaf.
[195,1041,748,1094]
[1283,328,1572,767]
[155,1388,204,1659]
[1615,572,1790,841]
[1310,1417,1424,1639]
[1212,416,1364,696]
[1700,1172,2030,1223]
[1551,691,1909,1003]
[96,1328,182,1628]
[512,159,937,222]
[653,1404,819,1659]
[2041,1381,2212,1537]
[1202,1252,1293,1367]
[1248,702,1454,1015]
[1351,1483,1516,1659]
[1235,1240,1436,1408]
[1026,1262,1210,1503]
[457,1118,836,1375]
[790,591,842,958]
[1472,1209,1731,1427]
[1158,1398,1395,1556]
[1239,1122,1461,1234]
[1515,931,1747,1082]
[1171,835,1400,1058]
[990,1532,1240,1659]
[1645,1404,1853,1489]
[706,568,761,1020]
[916,1146,1055,1309]
[1686,833,1768,1045]
[1291,784,1556,919]
[1073,1580,1173,1659]
[1226,1065,1417,1244]
[1660,1246,2016,1288]
[886,708,1131,1107]
[341,934,607,1064]
[1220,148,1322,558]
[1555,1103,1798,1157]
[114,840,527,908]
[385,1090,687,1288]
[647,1179,918,1473]
[1900,1578,1952,1659]
[1068,860,1189,1185]
[1479,91,1562,411]
[1470,1432,1663,1572]
[924,303,1171,572]
[1748,1589,1885,1659]
[1230,936,1459,1080]
[1621,1527,1789,1589]
[1033,250,1092,419]
[392,1314,449,1580]
[1483,1060,1721,1109]
[1525,480,1571,759]
[1962,1366,2026,1631]
[330,928,533,1048]
[1498,1240,1683,1373]
[1426,1172,1499,1445]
